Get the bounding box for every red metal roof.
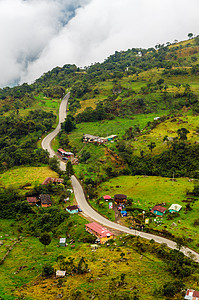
[193,290,199,297]
[86,222,113,237]
[27,197,37,203]
[152,205,167,213]
[103,195,112,200]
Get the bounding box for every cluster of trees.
[116,138,199,178]
[0,110,56,170]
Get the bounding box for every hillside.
[0,37,199,299]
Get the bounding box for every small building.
[105,135,118,141]
[103,195,112,201]
[151,205,166,217]
[42,177,64,185]
[82,134,107,144]
[56,270,66,277]
[59,238,66,247]
[85,222,114,244]
[66,205,79,214]
[114,194,127,205]
[184,289,199,300]
[26,197,37,206]
[154,117,160,121]
[121,210,127,217]
[168,204,182,213]
[39,194,52,207]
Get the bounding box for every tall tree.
[39,232,52,253]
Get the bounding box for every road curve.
[41,93,199,263]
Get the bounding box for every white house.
[168,204,182,213]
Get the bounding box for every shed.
[151,205,166,217]
[168,204,182,213]
[39,194,52,207]
[26,197,37,206]
[59,238,66,247]
[66,205,79,214]
[103,195,112,201]
[56,270,66,277]
[114,194,127,205]
[121,210,127,217]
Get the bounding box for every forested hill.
[0,36,199,173]
[1,36,199,104]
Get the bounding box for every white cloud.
[1,0,199,87]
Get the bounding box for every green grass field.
[98,175,199,250]
[0,166,58,189]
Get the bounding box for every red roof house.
[185,289,199,300]
[103,195,112,201]
[151,205,167,217]
[85,222,114,244]
[26,197,37,206]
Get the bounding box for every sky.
[0,0,199,87]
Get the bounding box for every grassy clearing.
[98,176,199,250]
[0,166,58,189]
[131,113,199,156]
[13,238,172,300]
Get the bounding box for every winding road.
[41,94,199,263]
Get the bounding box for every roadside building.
[26,197,37,206]
[85,222,114,244]
[114,194,127,205]
[151,205,166,217]
[66,205,79,214]
[184,289,199,300]
[168,204,182,213]
[39,194,52,208]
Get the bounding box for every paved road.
[41,93,199,263]
[42,93,70,158]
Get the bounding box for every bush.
[42,263,54,277]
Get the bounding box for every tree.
[177,128,189,141]
[39,232,52,253]
[42,263,54,277]
[188,33,193,39]
[65,161,74,177]
[147,142,156,153]
[63,115,76,133]
[49,156,60,173]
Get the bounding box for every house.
[168,204,182,213]
[57,149,74,159]
[114,194,127,205]
[184,289,199,300]
[151,205,166,217]
[56,270,66,277]
[42,177,64,185]
[26,197,37,206]
[154,117,160,121]
[103,195,112,201]
[66,205,79,214]
[59,238,66,247]
[85,222,114,244]
[39,194,52,207]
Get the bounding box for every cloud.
[1,0,199,87]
